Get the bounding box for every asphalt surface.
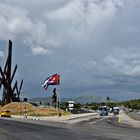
[127,112,140,121]
[0,115,140,140]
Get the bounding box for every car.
[100,109,108,116]
[1,110,11,117]
[99,106,108,116]
[113,107,120,115]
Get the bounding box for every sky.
[0,0,140,101]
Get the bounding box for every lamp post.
[36,101,39,119]
[20,94,23,117]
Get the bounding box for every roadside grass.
[0,102,70,116]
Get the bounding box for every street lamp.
[20,94,23,117]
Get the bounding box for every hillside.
[29,96,114,104]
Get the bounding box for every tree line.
[60,98,140,111]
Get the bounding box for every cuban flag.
[41,74,60,90]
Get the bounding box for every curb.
[11,113,99,123]
[117,112,140,128]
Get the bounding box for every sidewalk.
[118,111,140,128]
[12,113,99,123]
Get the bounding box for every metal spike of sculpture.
[0,40,23,105]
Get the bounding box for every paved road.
[127,112,140,121]
[0,116,140,140]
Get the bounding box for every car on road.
[99,106,108,116]
[113,107,120,115]
[1,110,11,117]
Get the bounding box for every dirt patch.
[0,102,70,116]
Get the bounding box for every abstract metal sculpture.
[0,40,23,105]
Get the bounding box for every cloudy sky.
[0,0,140,101]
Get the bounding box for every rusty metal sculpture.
[0,40,23,105]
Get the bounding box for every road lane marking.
[90,117,106,124]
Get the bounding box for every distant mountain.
[29,96,115,104]
[29,97,52,104]
[71,96,106,104]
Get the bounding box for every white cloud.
[83,48,140,77]
[0,2,58,55]
[0,3,33,39]
[47,0,123,29]
[0,2,67,55]
[104,48,140,76]
[84,60,99,73]
[0,51,4,57]
[104,55,124,68]
[45,0,125,49]
[31,46,52,55]
[0,0,132,54]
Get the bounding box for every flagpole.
[59,84,61,116]
[58,75,61,117]
[57,86,59,114]
[41,73,61,116]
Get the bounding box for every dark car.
[99,106,108,116]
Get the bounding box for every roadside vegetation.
[60,99,140,111]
